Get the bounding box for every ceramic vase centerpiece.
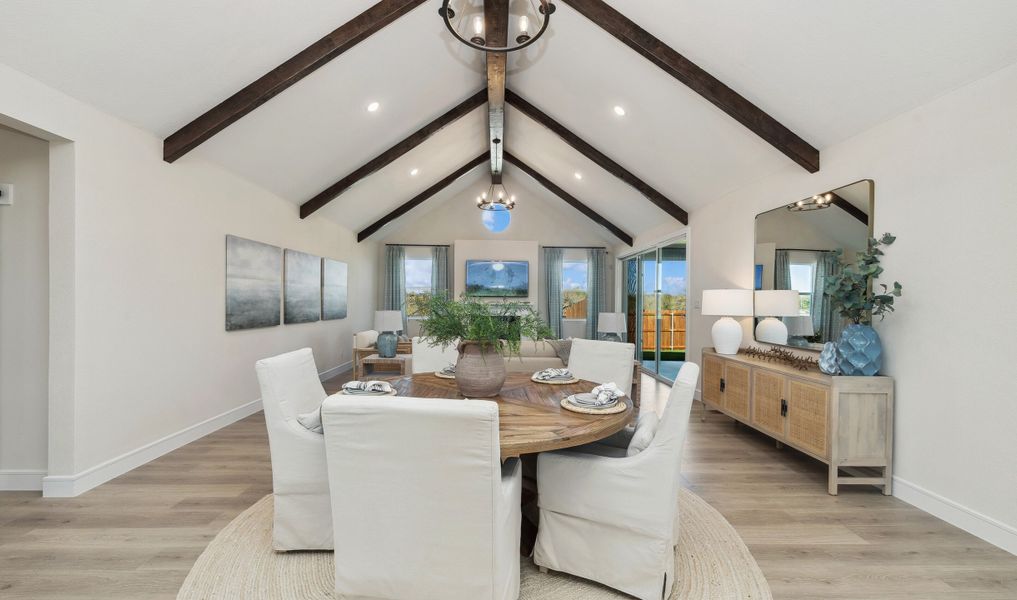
[455,341,507,397]
[417,294,553,398]
[823,233,904,376]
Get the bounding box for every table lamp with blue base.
[375,310,404,358]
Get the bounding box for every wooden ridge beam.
[830,193,869,226]
[357,154,489,242]
[504,152,633,246]
[505,89,688,224]
[485,0,510,177]
[300,89,487,219]
[163,0,426,163]
[560,0,820,173]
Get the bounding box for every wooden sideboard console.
[701,348,894,495]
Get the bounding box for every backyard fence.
[638,310,686,351]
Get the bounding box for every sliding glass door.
[622,237,687,383]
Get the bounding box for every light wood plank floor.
[1,373,1014,599]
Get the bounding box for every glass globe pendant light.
[439,0,555,53]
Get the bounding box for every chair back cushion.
[255,348,326,421]
[567,339,635,393]
[651,362,699,451]
[353,330,379,349]
[626,411,659,457]
[411,336,460,374]
[321,396,502,599]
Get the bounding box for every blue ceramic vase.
[376,331,398,358]
[818,342,840,375]
[837,324,882,376]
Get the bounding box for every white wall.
[685,62,1017,554]
[0,64,379,495]
[0,125,49,489]
[379,179,617,335]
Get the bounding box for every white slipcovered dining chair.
[533,362,700,600]
[321,395,522,600]
[567,338,635,394]
[254,348,332,551]
[411,336,460,374]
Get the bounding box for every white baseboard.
[42,398,262,498]
[0,469,46,491]
[318,360,352,382]
[893,476,1017,556]
[40,361,352,498]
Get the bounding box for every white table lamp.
[597,312,626,342]
[753,290,801,345]
[702,289,753,355]
[374,310,404,358]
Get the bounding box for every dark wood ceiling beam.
[357,154,488,242]
[504,152,633,246]
[560,0,820,173]
[830,193,869,226]
[300,90,487,219]
[505,89,688,224]
[485,0,509,178]
[163,0,426,163]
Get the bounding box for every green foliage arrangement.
[824,233,904,325]
[417,294,553,355]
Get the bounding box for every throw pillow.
[626,411,659,457]
[547,338,573,364]
[296,407,324,434]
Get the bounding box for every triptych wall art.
[224,235,349,331]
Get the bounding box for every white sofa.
[411,336,460,374]
[321,395,521,600]
[533,362,700,600]
[254,348,332,551]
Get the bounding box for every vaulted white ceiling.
[2,0,1016,240]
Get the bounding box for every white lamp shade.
[374,310,403,332]
[597,312,626,334]
[701,289,753,317]
[754,290,800,317]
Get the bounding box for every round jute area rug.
[178,488,770,600]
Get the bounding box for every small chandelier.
[439,0,555,53]
[476,180,517,211]
[788,192,834,212]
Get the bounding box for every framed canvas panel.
[284,249,322,324]
[225,235,282,331]
[322,258,349,320]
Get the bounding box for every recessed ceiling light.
[366,101,380,113]
[613,105,626,117]
[574,172,583,180]
[410,168,419,176]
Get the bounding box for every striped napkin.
[590,382,624,403]
[534,368,574,381]
[342,380,394,395]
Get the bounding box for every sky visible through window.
[640,259,687,295]
[563,261,587,291]
[482,205,511,233]
[405,258,433,293]
[789,264,814,294]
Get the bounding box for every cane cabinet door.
[751,369,785,438]
[787,378,830,458]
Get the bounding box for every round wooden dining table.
[384,372,633,458]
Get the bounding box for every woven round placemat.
[531,375,580,385]
[560,397,628,415]
[177,489,772,600]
